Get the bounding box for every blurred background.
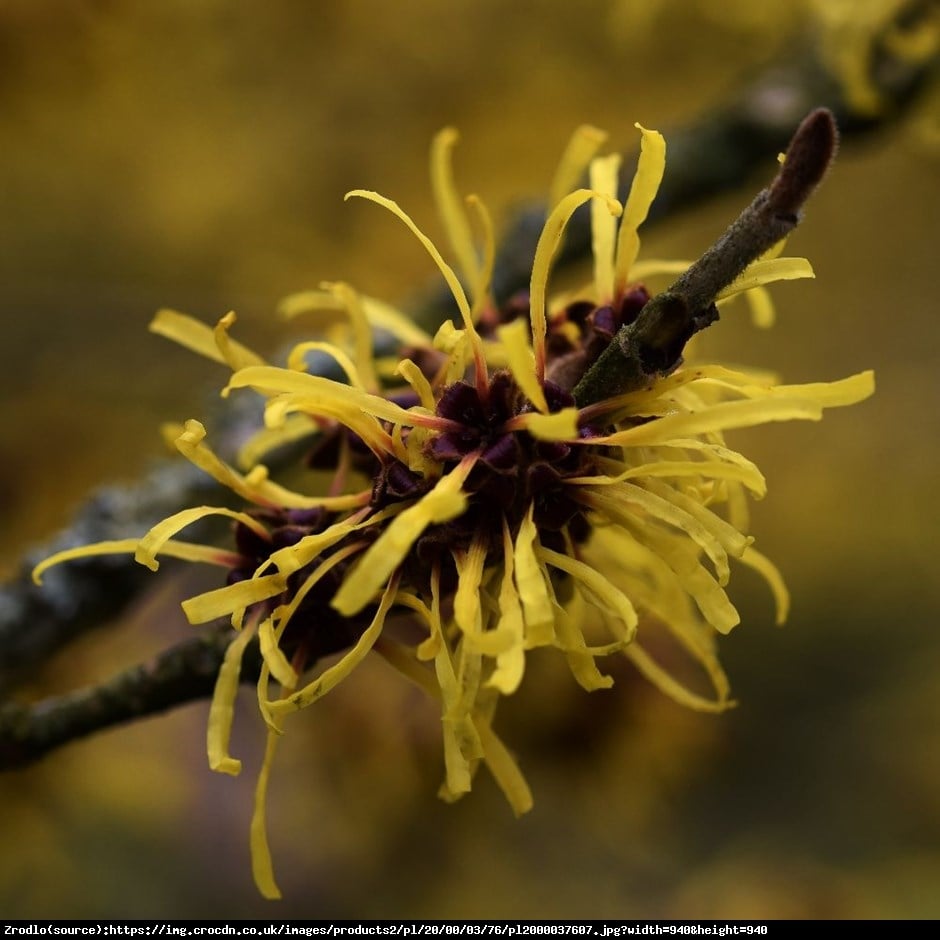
[1,0,938,919]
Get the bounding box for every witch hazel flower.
[34,111,873,898]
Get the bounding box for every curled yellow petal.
[772,370,875,408]
[625,642,734,713]
[34,543,92,583]
[286,340,363,387]
[643,478,752,559]
[691,371,875,412]
[530,189,622,381]
[553,595,615,692]
[453,637,484,771]
[598,398,826,447]
[584,484,730,586]
[149,309,265,369]
[262,393,395,460]
[716,256,814,299]
[444,332,476,386]
[266,513,378,578]
[487,522,526,695]
[538,545,638,644]
[513,506,555,646]
[229,366,439,432]
[236,414,317,471]
[135,506,269,572]
[465,194,495,317]
[429,571,478,795]
[344,190,485,373]
[279,289,433,350]
[589,153,622,302]
[496,318,548,413]
[181,574,286,625]
[431,127,481,288]
[639,528,740,635]
[453,536,488,638]
[32,538,240,585]
[268,575,398,717]
[258,615,298,691]
[740,544,790,625]
[254,543,367,735]
[273,542,366,642]
[574,456,766,498]
[477,722,533,816]
[250,728,282,900]
[507,407,579,441]
[548,124,608,210]
[207,618,259,776]
[319,281,380,393]
[396,358,437,412]
[213,311,267,371]
[614,124,666,294]
[331,460,474,617]
[175,419,356,510]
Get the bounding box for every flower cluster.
[35,122,873,898]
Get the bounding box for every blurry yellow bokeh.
[1,0,938,919]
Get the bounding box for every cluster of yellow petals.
[34,123,874,899]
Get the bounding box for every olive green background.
[1,0,937,919]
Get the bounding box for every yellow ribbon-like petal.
[589,152,622,302]
[466,194,496,318]
[174,419,361,510]
[430,127,481,289]
[496,318,548,414]
[476,722,533,816]
[538,545,639,644]
[507,407,579,441]
[236,414,318,471]
[345,189,486,378]
[452,536,488,638]
[135,506,269,572]
[513,506,555,646]
[149,309,265,369]
[331,460,473,616]
[250,728,282,900]
[32,538,240,585]
[318,281,380,393]
[716,257,815,299]
[614,124,666,294]
[181,574,286,625]
[625,643,734,713]
[487,522,526,695]
[278,289,433,349]
[547,124,608,210]
[258,614,299,691]
[598,398,826,448]
[740,544,790,625]
[213,311,267,371]
[207,618,260,776]
[286,339,362,387]
[530,189,621,381]
[267,575,398,717]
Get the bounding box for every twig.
[0,453,240,697]
[0,622,256,770]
